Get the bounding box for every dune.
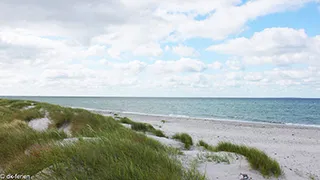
[110,112,320,180]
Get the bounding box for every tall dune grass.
[0,99,205,180]
[215,142,282,177]
[172,133,193,150]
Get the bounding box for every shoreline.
[94,109,320,180]
[82,107,320,129]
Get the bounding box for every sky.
[0,0,320,97]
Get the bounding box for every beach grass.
[130,121,167,137]
[0,98,283,178]
[182,159,206,180]
[215,142,282,177]
[118,116,167,138]
[197,140,216,151]
[0,119,67,167]
[197,153,230,164]
[172,133,193,150]
[131,122,150,132]
[151,129,166,137]
[0,99,205,180]
[119,117,135,124]
[197,139,282,177]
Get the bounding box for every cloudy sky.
[1,0,320,97]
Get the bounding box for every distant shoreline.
[88,107,320,129]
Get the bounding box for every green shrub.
[216,142,282,177]
[172,133,193,150]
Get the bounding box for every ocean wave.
[168,114,190,118]
[285,123,320,128]
[122,111,190,118]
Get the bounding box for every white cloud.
[108,60,147,75]
[0,0,319,97]
[244,72,264,82]
[1,0,315,57]
[149,58,207,74]
[164,45,170,51]
[133,42,163,57]
[92,22,170,58]
[208,61,223,70]
[225,59,244,70]
[171,44,199,57]
[207,28,309,55]
[168,0,316,40]
[207,28,320,66]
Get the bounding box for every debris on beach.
[239,173,251,180]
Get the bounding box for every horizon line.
[1,95,320,99]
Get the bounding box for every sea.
[2,96,320,126]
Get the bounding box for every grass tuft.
[119,117,134,124]
[172,133,193,150]
[131,122,149,132]
[197,153,230,164]
[183,159,207,180]
[151,129,166,137]
[197,140,215,151]
[119,117,167,138]
[216,142,282,177]
[15,108,44,121]
[131,122,167,137]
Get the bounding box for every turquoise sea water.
[2,97,320,126]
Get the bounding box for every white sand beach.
[101,111,320,180]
